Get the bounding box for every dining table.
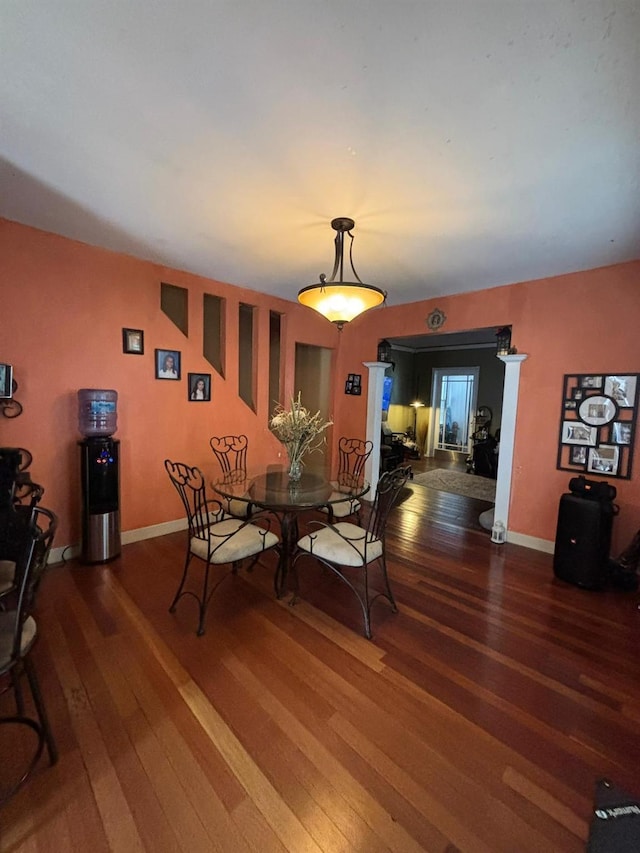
[212,465,369,598]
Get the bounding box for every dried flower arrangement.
[270,392,332,479]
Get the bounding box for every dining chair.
[209,434,252,518]
[319,436,373,524]
[164,459,279,635]
[0,504,57,603]
[0,504,59,804]
[294,465,411,639]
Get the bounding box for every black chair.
[293,465,411,639]
[164,459,279,635]
[319,436,373,524]
[0,505,58,804]
[0,505,56,603]
[380,425,404,473]
[209,435,252,519]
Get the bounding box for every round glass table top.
[213,466,368,512]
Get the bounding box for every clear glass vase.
[287,454,303,481]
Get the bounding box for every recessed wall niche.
[203,293,225,377]
[160,282,188,336]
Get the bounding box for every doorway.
[426,366,479,461]
[294,343,333,470]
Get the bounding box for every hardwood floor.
[2,484,639,851]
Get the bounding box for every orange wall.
[2,217,639,555]
[335,262,640,551]
[1,219,337,546]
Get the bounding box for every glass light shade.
[297,282,386,327]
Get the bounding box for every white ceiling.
[2,2,639,307]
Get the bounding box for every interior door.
[426,366,479,457]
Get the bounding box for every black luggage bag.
[553,476,618,590]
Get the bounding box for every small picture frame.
[587,445,619,476]
[581,375,603,390]
[0,362,13,399]
[570,445,587,465]
[561,421,598,446]
[604,375,637,408]
[345,372,362,395]
[611,421,632,445]
[155,349,181,380]
[188,373,211,402]
[122,327,144,354]
[578,395,617,426]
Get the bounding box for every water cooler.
[78,389,121,563]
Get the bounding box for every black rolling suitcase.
[553,476,618,590]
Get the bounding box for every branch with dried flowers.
[270,392,332,473]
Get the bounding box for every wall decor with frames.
[557,372,638,480]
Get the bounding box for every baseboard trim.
[49,518,187,565]
[507,531,555,554]
[49,517,554,564]
[122,518,187,544]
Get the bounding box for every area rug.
[412,468,496,502]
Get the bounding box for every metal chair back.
[164,460,222,540]
[366,465,412,543]
[336,436,372,486]
[209,435,248,476]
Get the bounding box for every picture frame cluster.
[557,373,638,479]
[122,328,211,402]
[344,373,362,395]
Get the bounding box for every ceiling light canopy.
[297,217,386,330]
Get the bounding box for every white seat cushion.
[319,491,360,518]
[0,611,37,667]
[224,497,252,519]
[190,518,278,564]
[297,522,382,567]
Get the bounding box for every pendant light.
[297,217,386,330]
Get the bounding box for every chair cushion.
[0,612,37,669]
[225,498,252,519]
[191,519,278,564]
[297,522,382,567]
[319,492,361,518]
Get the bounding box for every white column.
[363,361,391,498]
[494,353,528,538]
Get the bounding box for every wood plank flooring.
[2,482,639,851]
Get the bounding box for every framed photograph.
[0,362,13,399]
[564,400,577,410]
[611,421,632,445]
[561,421,597,446]
[587,445,619,476]
[188,373,211,402]
[578,395,617,426]
[344,372,362,395]
[581,375,603,390]
[155,349,181,380]
[570,445,587,465]
[604,375,637,408]
[122,327,144,354]
[572,389,583,401]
